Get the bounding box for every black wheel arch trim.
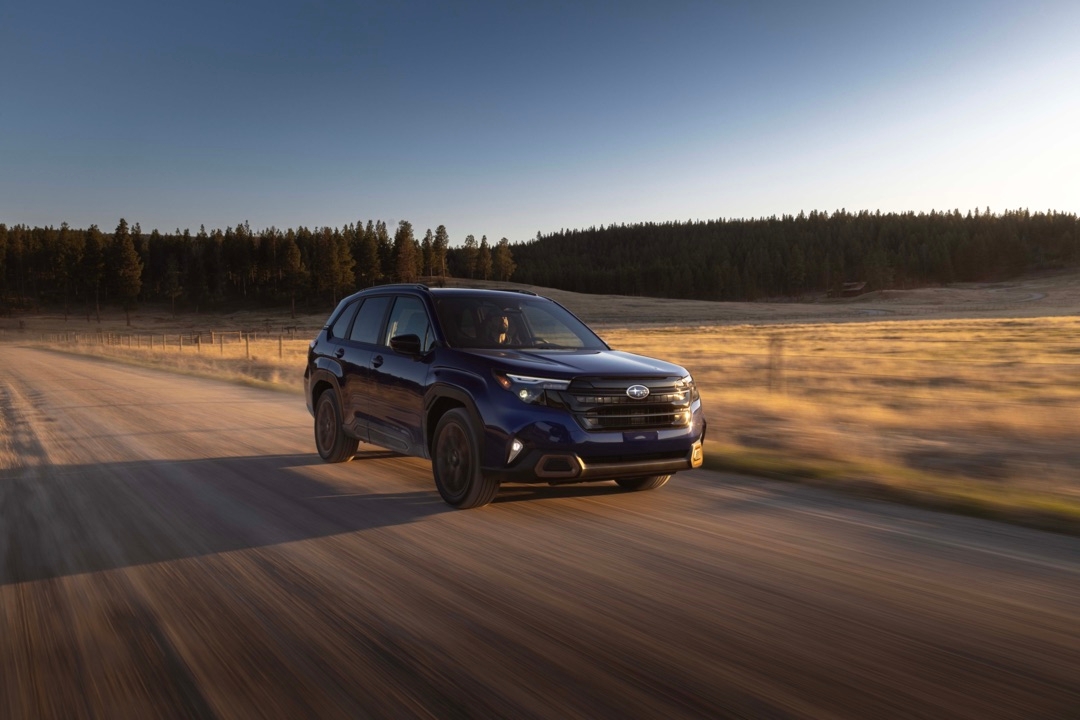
[423,384,484,459]
[307,366,343,409]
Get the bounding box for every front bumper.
[484,440,704,485]
[483,397,708,487]
[478,395,705,483]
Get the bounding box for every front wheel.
[432,408,499,508]
[615,474,671,491]
[314,391,359,463]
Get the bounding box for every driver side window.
[384,296,434,352]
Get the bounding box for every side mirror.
[389,333,422,355]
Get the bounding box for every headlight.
[494,371,571,404]
[676,374,699,402]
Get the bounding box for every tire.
[432,408,499,508]
[615,474,671,491]
[314,391,359,463]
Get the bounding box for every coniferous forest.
[0,219,515,318]
[0,209,1076,317]
[511,209,1080,300]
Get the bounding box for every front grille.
[554,376,691,431]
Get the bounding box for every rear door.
[366,295,435,455]
[338,295,392,440]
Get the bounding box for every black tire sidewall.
[615,474,671,491]
[433,408,497,508]
[315,391,355,462]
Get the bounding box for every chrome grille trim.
[557,376,692,431]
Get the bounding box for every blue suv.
[305,285,705,508]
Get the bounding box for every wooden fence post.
[278,335,283,359]
[245,333,250,359]
[220,334,224,356]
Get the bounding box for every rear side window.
[349,296,391,345]
[329,300,360,340]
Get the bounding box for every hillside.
[506,210,1080,302]
[446,269,1080,327]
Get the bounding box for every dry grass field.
[605,317,1080,529]
[3,269,1078,530]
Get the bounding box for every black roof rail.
[367,283,430,292]
[508,289,538,296]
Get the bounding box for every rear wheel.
[615,474,671,491]
[433,408,499,508]
[314,391,359,463]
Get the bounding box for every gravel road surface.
[1,346,1078,719]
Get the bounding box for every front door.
[366,295,434,455]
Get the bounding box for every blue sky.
[2,0,1077,243]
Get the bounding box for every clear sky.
[2,0,1077,244]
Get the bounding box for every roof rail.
[508,289,538,296]
[367,283,430,292]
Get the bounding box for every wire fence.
[4,328,313,361]
[4,324,1079,411]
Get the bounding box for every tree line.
[3,208,1077,319]
[0,219,516,321]
[511,208,1080,300]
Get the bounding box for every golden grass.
[603,316,1080,532]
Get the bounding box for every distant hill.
[506,209,1080,302]
[442,269,1080,326]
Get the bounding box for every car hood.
[459,348,687,379]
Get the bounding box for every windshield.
[434,295,607,350]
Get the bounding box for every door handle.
[372,355,384,368]
[334,347,345,358]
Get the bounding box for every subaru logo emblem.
[626,384,650,400]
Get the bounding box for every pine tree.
[394,220,418,282]
[186,229,208,313]
[433,225,450,278]
[376,221,393,282]
[131,221,148,293]
[493,237,516,281]
[355,220,381,286]
[331,227,355,303]
[0,225,8,311]
[283,232,307,318]
[421,229,434,277]
[477,235,493,280]
[57,222,84,319]
[462,235,478,278]
[83,225,105,322]
[413,235,424,280]
[112,218,143,325]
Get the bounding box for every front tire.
[615,474,671,491]
[314,391,359,463]
[432,408,499,508]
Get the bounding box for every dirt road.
[1,346,1078,719]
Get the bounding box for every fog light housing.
[691,441,704,468]
[508,438,524,464]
